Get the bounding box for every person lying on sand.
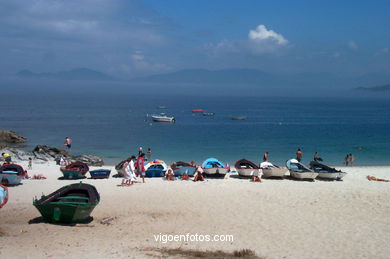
[193,169,204,182]
[165,168,175,181]
[250,175,262,182]
[181,173,190,180]
[31,174,46,179]
[367,175,390,182]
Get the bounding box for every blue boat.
[89,169,111,179]
[0,164,26,186]
[144,160,167,177]
[171,161,196,176]
[0,184,8,208]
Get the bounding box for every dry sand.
[1,162,390,258]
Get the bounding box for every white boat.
[260,162,288,178]
[309,161,347,180]
[234,159,261,177]
[286,159,318,180]
[201,158,230,176]
[151,113,175,123]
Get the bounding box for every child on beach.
[28,157,32,169]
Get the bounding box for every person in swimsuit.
[136,153,146,183]
[64,137,72,153]
[296,148,303,162]
[263,152,269,162]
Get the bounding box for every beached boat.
[0,164,26,185]
[144,160,167,177]
[201,158,230,176]
[33,182,100,224]
[231,116,247,120]
[151,113,175,123]
[234,159,261,177]
[309,161,347,180]
[260,162,288,178]
[0,185,8,208]
[170,161,197,176]
[286,159,318,180]
[89,169,111,179]
[60,162,89,179]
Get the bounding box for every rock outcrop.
[0,130,27,143]
[32,145,70,161]
[73,154,104,166]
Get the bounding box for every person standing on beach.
[344,154,350,166]
[263,152,269,162]
[348,154,355,166]
[147,148,152,161]
[136,153,146,183]
[138,146,143,156]
[28,157,32,170]
[296,148,303,162]
[64,137,72,153]
[121,156,137,186]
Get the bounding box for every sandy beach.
[1,162,390,258]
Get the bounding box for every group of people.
[344,154,355,166]
[121,153,147,186]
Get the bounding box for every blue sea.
[1,92,390,166]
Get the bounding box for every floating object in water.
[192,109,203,113]
[231,116,247,120]
[33,182,100,224]
[151,113,175,123]
[202,112,215,116]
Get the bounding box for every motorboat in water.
[309,161,347,180]
[60,162,89,179]
[144,160,168,177]
[286,159,318,180]
[151,113,175,123]
[192,109,203,113]
[33,182,100,224]
[201,158,229,176]
[260,162,288,178]
[0,184,8,208]
[170,161,197,176]
[0,164,26,185]
[234,159,261,177]
[231,116,247,120]
[202,112,215,116]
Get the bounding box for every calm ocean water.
[1,93,390,166]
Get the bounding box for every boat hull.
[237,168,261,177]
[89,169,111,179]
[202,167,229,175]
[262,168,288,178]
[173,166,196,176]
[317,172,347,180]
[34,202,97,223]
[0,184,8,208]
[61,170,86,179]
[289,171,319,180]
[0,172,23,185]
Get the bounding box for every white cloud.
[375,47,389,56]
[248,25,288,45]
[348,40,358,50]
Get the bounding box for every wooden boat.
[309,161,347,180]
[89,169,111,179]
[170,161,197,176]
[33,182,100,224]
[286,159,318,180]
[0,164,26,185]
[144,160,167,177]
[151,113,175,123]
[201,158,229,176]
[260,162,288,178]
[0,184,8,208]
[234,159,261,177]
[60,162,89,179]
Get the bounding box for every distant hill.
[355,84,390,92]
[16,68,114,81]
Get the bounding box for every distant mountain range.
[16,68,114,81]
[355,84,390,91]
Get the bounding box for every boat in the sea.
[260,162,288,178]
[309,161,347,180]
[0,164,26,185]
[192,109,204,113]
[286,159,318,180]
[202,112,215,116]
[231,116,247,120]
[170,161,197,176]
[151,113,175,123]
[144,160,167,177]
[0,184,8,208]
[60,162,89,179]
[201,158,230,176]
[89,169,111,179]
[33,182,100,224]
[234,159,261,177]
[157,105,167,109]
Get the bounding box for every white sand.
[1,162,390,258]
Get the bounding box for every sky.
[1,0,390,79]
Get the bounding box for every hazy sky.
[1,0,389,78]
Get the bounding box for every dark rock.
[0,130,27,143]
[73,154,104,166]
[32,145,70,161]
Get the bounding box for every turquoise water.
[1,93,390,166]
